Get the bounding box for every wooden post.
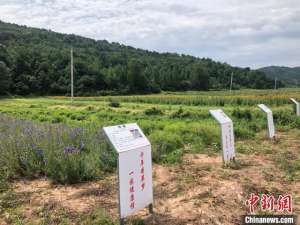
[149,203,154,214]
[120,218,125,225]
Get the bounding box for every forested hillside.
[259,66,300,87]
[0,21,277,96]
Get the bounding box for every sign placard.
[103,123,153,220]
[258,104,275,138]
[209,109,235,162]
[103,124,150,153]
[290,98,300,116]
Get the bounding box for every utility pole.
[71,47,74,102]
[274,77,277,90]
[230,72,233,92]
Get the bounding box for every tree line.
[0,21,282,96]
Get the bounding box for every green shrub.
[163,149,183,164]
[295,117,300,129]
[248,121,259,132]
[273,110,294,127]
[70,113,86,121]
[144,107,163,116]
[218,100,225,106]
[51,116,63,123]
[46,151,103,184]
[38,115,49,122]
[170,107,190,118]
[81,209,115,225]
[130,218,145,225]
[149,130,183,162]
[99,142,118,173]
[108,99,120,108]
[236,98,243,106]
[195,125,219,146]
[232,108,252,120]
[28,104,39,108]
[0,170,9,193]
[86,105,96,111]
[235,125,255,139]
[0,115,116,184]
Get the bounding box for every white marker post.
[209,109,235,163]
[290,98,300,116]
[103,123,153,225]
[258,104,275,139]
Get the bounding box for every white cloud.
[0,0,299,68]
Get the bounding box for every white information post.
[209,109,236,163]
[258,104,275,139]
[103,123,153,224]
[290,98,300,116]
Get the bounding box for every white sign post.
[209,109,235,163]
[103,123,153,225]
[290,98,300,116]
[258,104,275,139]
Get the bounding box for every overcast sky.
[0,0,299,68]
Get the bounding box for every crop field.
[0,89,300,225]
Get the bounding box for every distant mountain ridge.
[258,66,300,86]
[0,20,276,96]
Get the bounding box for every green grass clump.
[234,124,255,139]
[232,108,252,120]
[150,130,183,163]
[170,107,190,118]
[273,109,296,127]
[80,209,115,225]
[0,172,9,194]
[108,99,121,108]
[144,107,163,116]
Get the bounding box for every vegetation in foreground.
[0,90,300,185]
[0,90,299,224]
[1,130,300,225]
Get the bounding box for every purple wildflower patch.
[64,146,81,154]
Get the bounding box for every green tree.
[191,63,210,90]
[0,20,276,95]
[127,60,148,92]
[77,75,96,94]
[0,61,11,95]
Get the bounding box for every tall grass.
[53,89,300,106]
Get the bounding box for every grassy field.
[0,89,300,224]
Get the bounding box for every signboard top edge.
[258,104,272,113]
[103,122,139,130]
[209,109,232,124]
[290,98,299,104]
